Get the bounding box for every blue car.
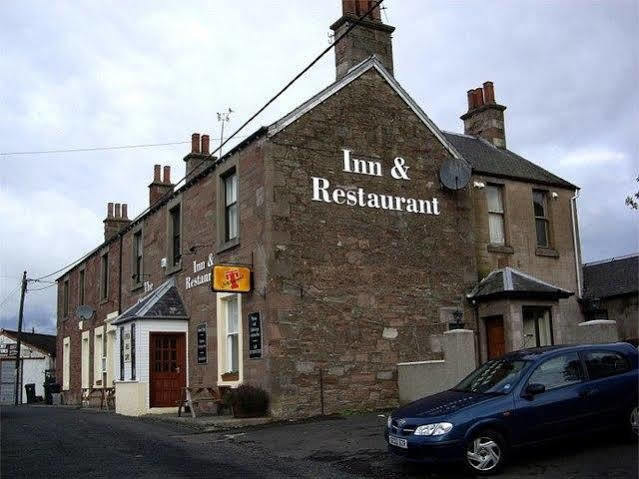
[386,343,639,475]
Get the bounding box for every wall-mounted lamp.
[473,181,486,189]
[551,192,559,199]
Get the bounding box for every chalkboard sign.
[197,324,207,364]
[248,312,262,359]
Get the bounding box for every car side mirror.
[523,383,546,399]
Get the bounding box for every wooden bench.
[82,387,115,410]
[178,386,230,418]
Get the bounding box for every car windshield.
[453,359,529,395]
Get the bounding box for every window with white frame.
[226,296,239,373]
[486,185,505,245]
[217,293,242,381]
[94,327,104,387]
[63,337,70,390]
[224,171,238,242]
[81,332,90,389]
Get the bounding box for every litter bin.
[25,383,36,404]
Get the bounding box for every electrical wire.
[0,282,22,309]
[32,0,386,282]
[27,283,57,292]
[0,136,250,157]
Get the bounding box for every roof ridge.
[584,252,639,266]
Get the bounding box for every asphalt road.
[1,406,637,478]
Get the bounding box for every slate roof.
[112,278,189,325]
[0,329,56,357]
[583,254,639,299]
[443,132,577,189]
[467,267,574,302]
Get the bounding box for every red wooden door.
[485,316,505,360]
[150,333,186,407]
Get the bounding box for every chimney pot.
[153,164,161,182]
[163,166,171,184]
[201,135,210,155]
[473,88,484,107]
[191,133,201,154]
[114,203,121,219]
[107,202,114,218]
[483,81,495,104]
[122,204,128,219]
[467,90,475,110]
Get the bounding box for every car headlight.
[414,422,453,436]
[387,416,392,428]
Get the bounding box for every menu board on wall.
[248,312,262,359]
[197,324,207,364]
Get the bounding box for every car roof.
[501,343,634,361]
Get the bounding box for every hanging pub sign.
[197,324,207,364]
[248,312,262,359]
[212,265,252,293]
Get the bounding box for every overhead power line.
[0,282,22,309]
[32,0,386,282]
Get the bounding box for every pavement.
[2,405,637,478]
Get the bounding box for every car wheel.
[464,429,507,475]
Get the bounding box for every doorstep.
[142,413,273,432]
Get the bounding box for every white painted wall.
[0,334,54,401]
[113,319,188,416]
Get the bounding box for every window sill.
[131,283,144,293]
[217,238,240,254]
[535,247,559,258]
[487,244,514,255]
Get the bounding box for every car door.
[513,352,587,444]
[580,349,634,427]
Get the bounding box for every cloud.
[1,0,637,333]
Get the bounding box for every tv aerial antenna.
[217,108,234,157]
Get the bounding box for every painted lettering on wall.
[312,149,440,215]
[186,253,215,290]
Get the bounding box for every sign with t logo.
[212,265,252,293]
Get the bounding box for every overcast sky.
[1,0,637,334]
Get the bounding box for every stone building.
[582,254,638,342]
[56,0,584,418]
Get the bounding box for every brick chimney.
[460,81,507,149]
[330,0,395,80]
[103,202,131,240]
[183,133,215,178]
[148,164,174,206]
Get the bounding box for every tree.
[626,175,639,210]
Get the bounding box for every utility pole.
[14,271,27,405]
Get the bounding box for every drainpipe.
[570,189,582,298]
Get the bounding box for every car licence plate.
[388,435,407,449]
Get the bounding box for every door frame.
[148,332,186,408]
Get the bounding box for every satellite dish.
[440,159,471,190]
[76,305,95,321]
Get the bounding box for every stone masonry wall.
[264,69,478,418]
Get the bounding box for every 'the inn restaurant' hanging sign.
[212,265,252,293]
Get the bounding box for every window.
[100,252,109,301]
[63,279,69,317]
[454,359,529,395]
[81,332,90,389]
[130,323,136,380]
[532,190,549,247]
[486,185,505,245]
[583,351,630,380]
[226,296,239,373]
[94,327,104,387]
[224,171,238,242]
[132,230,143,286]
[523,307,554,348]
[528,353,584,390]
[169,204,181,267]
[63,337,70,390]
[79,269,85,305]
[119,327,124,381]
